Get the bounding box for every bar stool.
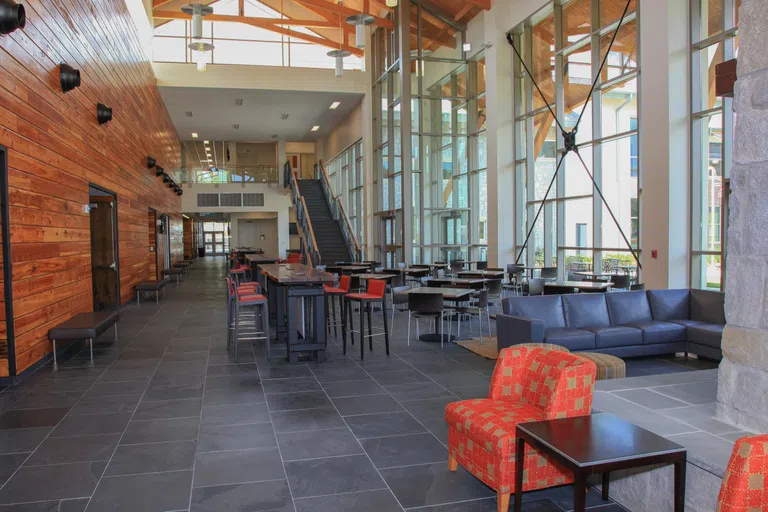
[324,275,350,338]
[226,277,270,361]
[344,280,389,360]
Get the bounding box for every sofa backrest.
[691,289,726,325]
[647,289,690,321]
[605,291,653,325]
[562,293,611,329]
[502,295,566,330]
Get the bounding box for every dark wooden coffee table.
[515,413,687,512]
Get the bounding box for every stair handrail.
[315,161,362,262]
[286,162,320,266]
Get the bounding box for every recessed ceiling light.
[311,126,320,132]
[235,99,243,106]
[185,111,193,118]
[281,114,289,120]
[330,101,341,109]
[463,43,472,52]
[191,132,198,138]
[203,140,210,144]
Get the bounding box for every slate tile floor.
[0,257,714,511]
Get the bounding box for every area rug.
[457,338,499,359]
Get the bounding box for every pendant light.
[327,49,351,77]
[385,0,397,6]
[181,3,213,40]
[188,41,213,72]
[345,13,375,49]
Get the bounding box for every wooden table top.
[430,278,486,286]
[245,254,278,262]
[352,273,398,280]
[544,281,614,290]
[406,287,474,300]
[518,413,685,468]
[259,264,335,284]
[336,265,370,271]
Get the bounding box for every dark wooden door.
[90,196,118,311]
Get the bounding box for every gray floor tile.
[193,447,284,486]
[362,432,446,469]
[333,394,404,416]
[70,394,141,415]
[311,367,372,383]
[384,381,456,401]
[202,387,266,406]
[660,403,743,435]
[284,454,386,498]
[0,452,31,485]
[294,489,402,512]
[87,470,192,512]
[266,391,332,411]
[197,422,276,452]
[261,376,322,394]
[0,461,106,503]
[25,434,120,465]
[345,411,427,439]
[201,402,271,426]
[121,417,200,444]
[380,462,494,508]
[321,379,386,398]
[277,427,363,460]
[401,398,455,421]
[50,412,133,438]
[83,379,149,397]
[105,440,197,476]
[369,370,432,386]
[191,479,293,512]
[270,408,346,433]
[667,431,735,474]
[133,398,202,420]
[613,389,690,410]
[0,408,70,430]
[0,427,51,454]
[651,380,718,405]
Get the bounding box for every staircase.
[297,179,352,264]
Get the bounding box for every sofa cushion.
[543,328,596,351]
[627,321,687,345]
[687,324,724,349]
[647,289,690,321]
[690,289,726,325]
[669,319,707,328]
[605,291,653,325]
[585,325,643,348]
[562,294,610,329]
[503,295,566,330]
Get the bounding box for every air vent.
[233,124,240,130]
[185,111,193,118]
[280,113,289,120]
[235,99,243,106]
[243,193,265,207]
[220,193,242,207]
[196,193,219,207]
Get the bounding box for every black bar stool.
[344,280,389,359]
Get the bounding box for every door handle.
[109,262,116,270]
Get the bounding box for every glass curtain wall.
[512,0,640,277]
[325,140,365,246]
[690,0,739,290]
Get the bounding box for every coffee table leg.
[674,458,686,512]
[573,473,586,512]
[514,438,524,512]
[602,472,609,500]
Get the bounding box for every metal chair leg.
[53,339,57,369]
[407,311,412,346]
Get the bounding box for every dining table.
[457,270,505,279]
[406,287,475,342]
[572,271,620,281]
[543,281,614,294]
[429,277,486,289]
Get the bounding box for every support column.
[398,3,413,263]
[363,28,375,260]
[717,0,768,432]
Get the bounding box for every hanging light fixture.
[181,3,213,40]
[385,0,397,7]
[188,41,213,72]
[327,49,351,77]
[345,13,375,49]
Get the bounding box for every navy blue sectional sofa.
[497,289,725,360]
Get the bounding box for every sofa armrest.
[496,314,545,351]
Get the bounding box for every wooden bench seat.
[48,311,119,367]
[136,280,166,305]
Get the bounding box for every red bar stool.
[344,279,390,360]
[323,275,350,338]
[226,277,270,361]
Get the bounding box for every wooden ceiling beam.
[153,11,340,28]
[153,0,176,8]
[464,0,491,9]
[292,0,395,29]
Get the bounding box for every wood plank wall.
[0,0,183,374]
[183,218,196,260]
[148,211,157,279]
[0,226,7,377]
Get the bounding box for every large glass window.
[690,0,739,290]
[325,140,365,248]
[513,0,640,277]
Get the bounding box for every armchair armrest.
[496,313,545,352]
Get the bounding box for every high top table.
[260,264,334,362]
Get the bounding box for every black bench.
[163,268,184,282]
[48,311,119,367]
[135,280,166,305]
[173,261,191,274]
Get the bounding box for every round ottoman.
[576,352,626,380]
[515,343,570,352]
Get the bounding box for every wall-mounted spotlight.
[59,63,81,93]
[177,190,183,196]
[168,181,176,189]
[162,173,170,183]
[147,156,156,169]
[155,165,164,177]
[0,0,26,36]
[97,102,112,125]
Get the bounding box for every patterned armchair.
[717,434,768,511]
[445,347,597,512]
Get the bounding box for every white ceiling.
[159,87,363,142]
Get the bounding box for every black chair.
[540,267,558,280]
[476,261,488,270]
[407,293,445,347]
[412,264,431,269]
[504,264,524,296]
[449,260,465,276]
[390,285,410,331]
[527,278,545,296]
[567,270,585,282]
[629,282,645,291]
[452,289,490,343]
[610,274,631,291]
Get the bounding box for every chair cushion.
[562,294,610,329]
[687,324,724,348]
[136,280,165,291]
[543,328,596,351]
[49,312,120,340]
[647,289,690,321]
[690,290,726,324]
[627,321,687,344]
[323,286,346,294]
[502,295,566,330]
[585,325,643,348]
[345,293,383,301]
[605,291,652,325]
[239,293,267,304]
[445,399,545,456]
[575,353,626,380]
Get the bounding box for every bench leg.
[156,291,159,304]
[114,324,118,341]
[137,292,141,306]
[89,338,93,361]
[52,340,57,369]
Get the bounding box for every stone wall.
[717,0,768,433]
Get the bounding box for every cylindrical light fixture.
[189,41,213,72]
[0,0,26,36]
[385,0,397,7]
[345,14,375,49]
[181,4,213,40]
[155,166,164,177]
[197,61,207,72]
[327,49,351,78]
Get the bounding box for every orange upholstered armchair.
[716,434,768,511]
[445,347,597,512]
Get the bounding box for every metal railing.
[315,161,362,262]
[180,165,279,184]
[286,162,320,266]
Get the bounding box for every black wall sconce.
[0,0,26,36]
[97,102,112,125]
[155,165,164,177]
[59,63,80,93]
[147,156,156,169]
[177,190,183,196]
[168,181,176,189]
[161,173,170,183]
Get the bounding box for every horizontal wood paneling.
[1,0,183,374]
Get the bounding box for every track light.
[59,63,80,93]
[155,166,164,177]
[147,157,156,169]
[385,0,397,6]
[96,102,112,125]
[162,173,170,183]
[168,182,176,189]
[0,0,26,36]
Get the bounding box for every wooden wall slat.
[1,0,183,374]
